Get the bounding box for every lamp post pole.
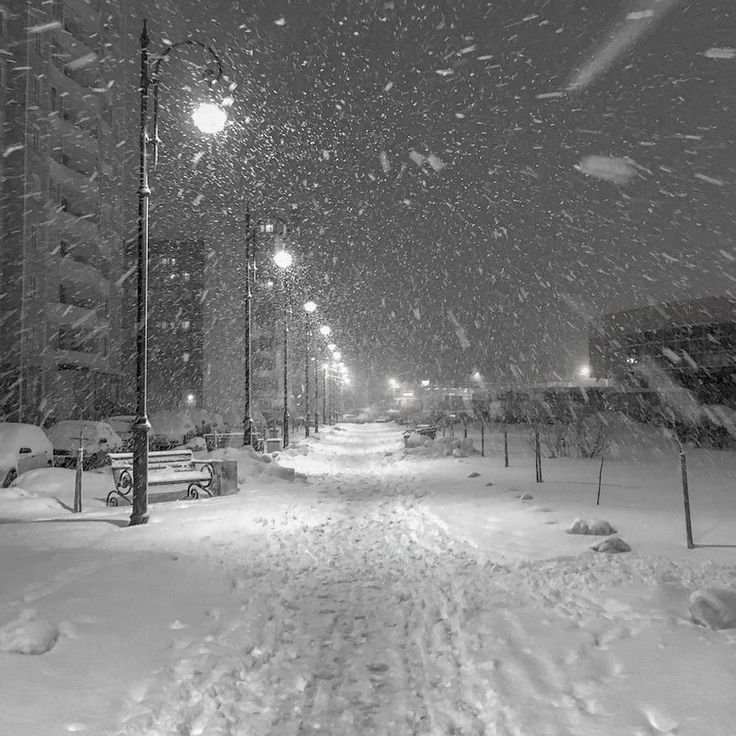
[130,20,228,526]
[314,358,319,433]
[131,21,152,527]
[282,286,290,448]
[304,318,311,437]
[243,202,255,447]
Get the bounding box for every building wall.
[147,238,205,412]
[589,296,736,405]
[0,0,130,424]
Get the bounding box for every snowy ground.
[1,422,735,735]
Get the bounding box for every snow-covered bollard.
[591,536,631,553]
[0,609,59,655]
[567,518,617,536]
[689,588,736,630]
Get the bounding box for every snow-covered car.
[0,422,54,487]
[104,415,136,450]
[148,411,196,450]
[46,420,123,469]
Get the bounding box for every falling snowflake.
[575,155,639,185]
[702,47,736,59]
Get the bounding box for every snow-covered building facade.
[0,0,130,424]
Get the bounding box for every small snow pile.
[519,493,534,502]
[568,518,617,536]
[0,609,59,655]
[404,431,431,449]
[591,536,631,553]
[689,588,736,630]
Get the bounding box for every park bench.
[105,449,215,506]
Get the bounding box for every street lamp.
[303,301,317,437]
[274,249,293,448]
[131,20,230,526]
[315,324,330,433]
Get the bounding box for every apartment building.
[0,0,132,423]
[147,238,205,413]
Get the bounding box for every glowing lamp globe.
[192,102,227,134]
[273,250,293,269]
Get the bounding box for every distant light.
[472,371,482,382]
[388,377,399,389]
[192,102,227,134]
[304,300,317,313]
[420,380,430,387]
[319,325,331,336]
[186,393,195,404]
[327,343,337,352]
[273,250,292,269]
[578,364,591,378]
[333,351,342,361]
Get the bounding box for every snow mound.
[591,536,631,553]
[520,493,533,501]
[405,436,476,457]
[689,588,736,630]
[0,609,59,654]
[568,518,617,536]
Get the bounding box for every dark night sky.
[138,0,736,388]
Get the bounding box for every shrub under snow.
[689,588,736,630]
[0,609,59,655]
[568,518,617,536]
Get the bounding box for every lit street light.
[131,20,230,526]
[274,249,293,448]
[315,324,330,433]
[303,301,317,437]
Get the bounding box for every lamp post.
[274,249,293,448]
[316,324,330,432]
[303,301,317,437]
[131,20,230,526]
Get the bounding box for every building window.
[181,320,190,330]
[182,352,190,363]
[183,272,190,282]
[29,224,39,249]
[31,76,41,103]
[34,31,43,56]
[31,125,41,151]
[53,0,63,22]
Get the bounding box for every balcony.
[61,0,101,40]
[53,207,99,244]
[48,62,101,118]
[53,24,97,69]
[48,159,99,201]
[58,256,110,299]
[49,115,99,158]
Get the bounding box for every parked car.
[46,420,124,469]
[104,415,136,450]
[0,422,54,487]
[148,411,196,450]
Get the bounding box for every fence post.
[481,421,485,457]
[535,429,543,483]
[680,450,694,549]
[73,446,83,513]
[504,425,509,467]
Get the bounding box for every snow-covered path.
[113,425,736,736]
[2,423,736,735]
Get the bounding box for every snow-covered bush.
[0,609,59,655]
[689,588,736,630]
[567,518,617,536]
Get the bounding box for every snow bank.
[689,588,736,630]
[567,518,617,535]
[0,609,59,655]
